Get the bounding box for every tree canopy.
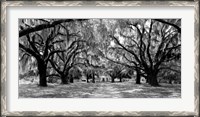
[19,18,181,86]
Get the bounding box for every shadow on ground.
[19,80,181,98]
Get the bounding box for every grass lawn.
[19,79,181,98]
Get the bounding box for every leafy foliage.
[19,19,181,87]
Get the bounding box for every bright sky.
[110,40,115,46]
[109,19,151,47]
[118,36,125,44]
[110,31,125,47]
[109,35,124,47]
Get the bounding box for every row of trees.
[19,19,181,87]
[97,19,181,86]
[19,19,87,86]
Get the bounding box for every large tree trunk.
[136,70,141,84]
[37,60,47,86]
[111,77,115,83]
[169,78,172,84]
[119,77,122,82]
[92,77,95,83]
[168,75,174,84]
[70,77,74,83]
[148,71,159,86]
[61,74,68,84]
[150,77,159,86]
[86,76,89,83]
[92,74,95,83]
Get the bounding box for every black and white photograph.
[18,19,181,98]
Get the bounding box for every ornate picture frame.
[1,0,199,116]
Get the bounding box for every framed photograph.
[1,0,199,116]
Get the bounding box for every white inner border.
[7,6,194,112]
